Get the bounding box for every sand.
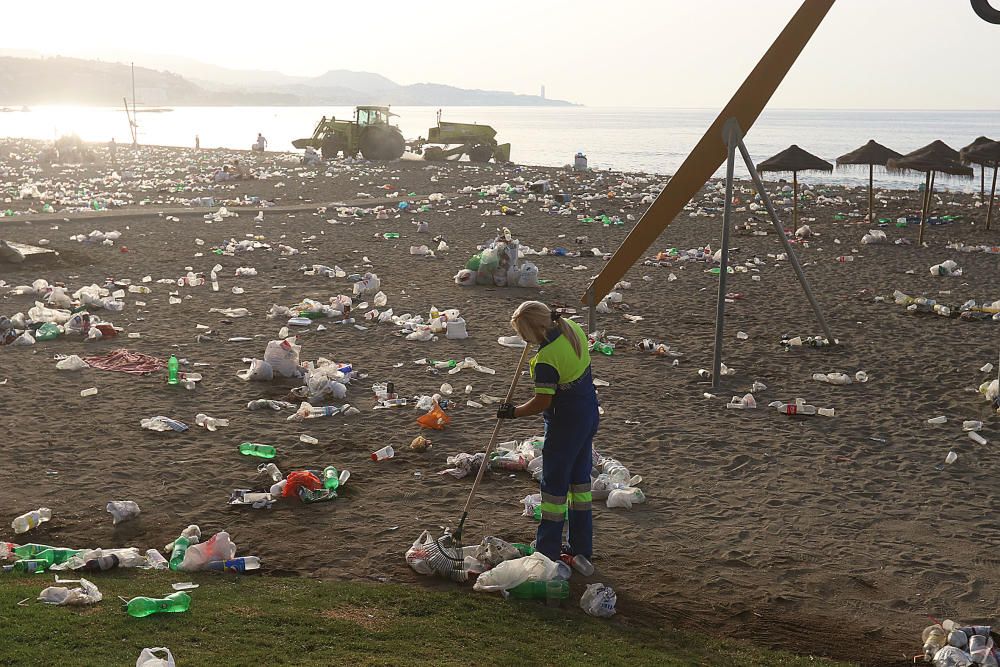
[1,141,998,666]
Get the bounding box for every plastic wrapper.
[472,552,559,593]
[580,583,617,618]
[38,578,102,606]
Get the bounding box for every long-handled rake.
[427,343,531,580]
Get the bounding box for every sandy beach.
[1,140,998,666]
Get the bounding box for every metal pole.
[736,136,835,344]
[711,119,740,390]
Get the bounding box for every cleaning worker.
[497,301,599,563]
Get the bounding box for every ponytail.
[555,316,583,358]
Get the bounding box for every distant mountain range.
[0,54,576,107]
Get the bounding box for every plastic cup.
[371,445,394,461]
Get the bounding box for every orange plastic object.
[416,403,451,430]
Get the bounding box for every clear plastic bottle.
[258,463,283,483]
[12,507,52,534]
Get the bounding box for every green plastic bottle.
[33,548,80,567]
[12,559,49,574]
[167,355,179,385]
[508,580,569,601]
[382,232,400,240]
[238,442,276,459]
[12,544,58,559]
[168,536,190,571]
[126,591,191,618]
[512,543,535,556]
[322,466,339,490]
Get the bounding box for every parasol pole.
[868,163,874,223]
[988,163,997,231]
[793,171,798,228]
[918,172,931,245]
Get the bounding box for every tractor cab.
[355,106,396,127]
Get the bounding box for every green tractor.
[410,111,511,163]
[292,106,406,160]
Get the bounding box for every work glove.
[496,402,517,419]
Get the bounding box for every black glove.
[496,402,517,419]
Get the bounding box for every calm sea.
[0,106,996,191]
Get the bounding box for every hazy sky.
[5,0,999,109]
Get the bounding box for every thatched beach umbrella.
[757,145,833,227]
[835,139,903,224]
[961,139,1000,231]
[887,140,974,245]
[962,136,996,199]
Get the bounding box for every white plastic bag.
[518,262,539,288]
[263,338,301,377]
[56,355,89,371]
[136,647,176,667]
[454,269,475,286]
[180,531,236,572]
[237,359,273,382]
[580,583,617,618]
[405,530,436,576]
[38,578,102,606]
[472,551,559,592]
[607,487,646,509]
[107,500,141,525]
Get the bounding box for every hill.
[0,55,575,107]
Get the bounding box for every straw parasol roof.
[961,139,1000,166]
[960,136,998,165]
[835,140,901,168]
[757,145,833,173]
[887,140,974,177]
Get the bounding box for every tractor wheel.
[360,126,405,161]
[423,146,446,161]
[321,135,343,159]
[468,144,494,163]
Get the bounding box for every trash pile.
[1,279,129,346]
[405,533,616,616]
[919,619,998,666]
[890,291,1000,322]
[231,459,349,507]
[455,227,539,288]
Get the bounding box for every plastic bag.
[518,262,539,288]
[107,500,141,525]
[237,359,273,382]
[606,487,646,509]
[473,537,520,568]
[472,551,559,592]
[283,471,322,498]
[264,338,301,377]
[416,402,451,430]
[38,578,102,606]
[405,530,436,576]
[179,531,236,572]
[580,583,617,618]
[932,646,973,667]
[56,355,89,371]
[136,647,175,667]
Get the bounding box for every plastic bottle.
[146,549,169,570]
[33,548,80,567]
[963,420,983,432]
[927,415,947,425]
[239,442,276,459]
[835,255,854,263]
[12,559,48,574]
[969,431,988,445]
[562,553,595,576]
[12,507,52,534]
[169,537,191,571]
[259,463,283,483]
[167,355,179,385]
[508,579,569,603]
[322,466,340,490]
[371,445,394,461]
[206,556,260,573]
[126,592,191,618]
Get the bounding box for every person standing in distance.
[497,301,599,562]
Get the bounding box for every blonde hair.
[511,301,582,357]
